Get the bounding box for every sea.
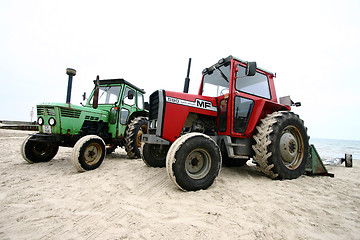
[310,138,360,165]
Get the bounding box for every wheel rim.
[150,144,168,160]
[137,124,148,148]
[185,148,211,179]
[34,143,53,157]
[279,125,304,169]
[84,143,102,165]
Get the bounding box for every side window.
[137,93,144,109]
[233,96,254,133]
[123,87,136,106]
[236,65,271,99]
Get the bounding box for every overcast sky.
[0,0,359,140]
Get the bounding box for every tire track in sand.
[86,170,171,239]
[40,170,170,239]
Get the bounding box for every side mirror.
[82,92,86,101]
[127,89,135,100]
[245,62,257,76]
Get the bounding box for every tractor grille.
[148,90,165,135]
[60,108,81,118]
[149,91,160,121]
[37,106,55,116]
[85,116,99,121]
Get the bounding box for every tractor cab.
[200,56,289,138]
[85,78,147,139]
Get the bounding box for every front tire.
[252,111,309,179]
[166,133,222,191]
[141,143,169,167]
[125,117,148,159]
[21,135,59,163]
[71,135,106,172]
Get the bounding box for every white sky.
[0,0,359,140]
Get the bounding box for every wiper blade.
[217,68,229,82]
[98,86,110,100]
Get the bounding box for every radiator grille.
[60,108,81,118]
[37,106,55,116]
[149,91,160,120]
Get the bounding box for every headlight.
[48,117,56,126]
[37,117,44,125]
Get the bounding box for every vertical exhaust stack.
[92,75,100,109]
[183,58,192,93]
[66,68,76,104]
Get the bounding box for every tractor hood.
[147,89,218,143]
[37,102,108,117]
[36,102,109,135]
[162,91,218,142]
[164,91,218,115]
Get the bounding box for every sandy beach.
[0,129,359,240]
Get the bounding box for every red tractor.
[141,56,309,191]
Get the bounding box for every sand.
[0,129,359,240]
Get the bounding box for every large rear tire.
[166,133,222,191]
[141,143,169,167]
[252,111,309,179]
[125,117,148,159]
[71,135,106,172]
[21,135,59,163]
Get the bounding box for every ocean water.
[310,138,360,164]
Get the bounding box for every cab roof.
[94,78,145,94]
[202,55,275,77]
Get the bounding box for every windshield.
[90,85,122,105]
[201,64,231,97]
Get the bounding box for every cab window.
[123,87,136,106]
[137,93,144,109]
[202,64,231,97]
[90,85,121,105]
[236,65,271,99]
[233,96,254,133]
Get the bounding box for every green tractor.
[21,68,148,171]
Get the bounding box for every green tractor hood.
[36,102,109,135]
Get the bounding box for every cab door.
[106,85,124,138]
[232,95,254,134]
[117,87,137,137]
[230,62,271,137]
[218,94,229,133]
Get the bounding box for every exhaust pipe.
[66,68,76,104]
[183,58,191,93]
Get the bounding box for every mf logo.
[196,99,212,109]
[166,96,216,112]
